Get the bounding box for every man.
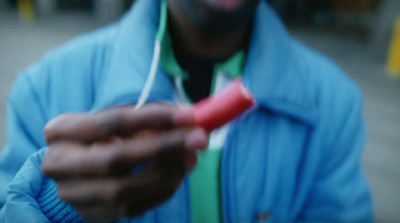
[0,0,373,222]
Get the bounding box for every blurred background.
[0,0,399,222]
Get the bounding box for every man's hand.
[41,104,208,222]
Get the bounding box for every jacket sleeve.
[0,148,50,223]
[0,148,85,223]
[0,70,86,222]
[0,71,48,208]
[297,86,374,222]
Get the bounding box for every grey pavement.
[1,7,399,223]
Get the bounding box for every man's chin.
[174,0,259,33]
[205,0,246,12]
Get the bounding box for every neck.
[167,2,252,61]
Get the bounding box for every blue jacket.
[0,0,373,222]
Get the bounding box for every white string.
[134,41,161,111]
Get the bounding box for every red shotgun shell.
[192,78,255,133]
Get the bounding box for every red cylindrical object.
[192,78,255,133]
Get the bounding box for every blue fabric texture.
[0,0,373,222]
[37,178,84,223]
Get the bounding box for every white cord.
[134,41,161,110]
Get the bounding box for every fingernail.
[186,128,208,150]
[174,108,195,126]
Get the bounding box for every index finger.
[45,104,195,144]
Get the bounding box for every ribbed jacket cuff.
[37,177,85,223]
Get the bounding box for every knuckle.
[41,151,58,176]
[44,114,77,142]
[110,180,129,203]
[158,131,187,153]
[140,104,175,127]
[96,109,127,135]
[143,103,173,113]
[102,147,123,174]
[40,162,52,176]
[41,154,51,172]
[41,143,72,177]
[56,187,70,202]
[112,186,124,203]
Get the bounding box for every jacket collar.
[243,2,318,125]
[94,0,318,125]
